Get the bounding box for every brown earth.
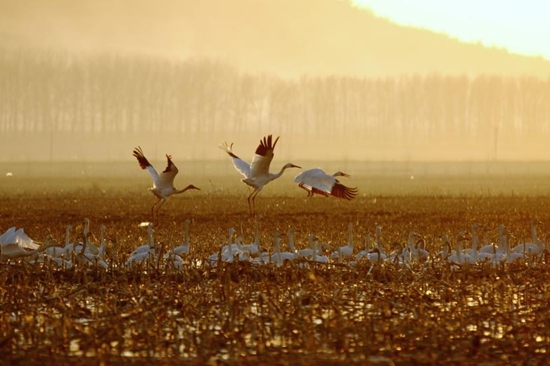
[1,173,550,364]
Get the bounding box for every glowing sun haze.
[353,0,550,60]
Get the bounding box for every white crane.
[310,236,330,263]
[129,223,156,257]
[270,231,297,265]
[293,169,358,200]
[133,146,200,222]
[238,217,262,255]
[0,227,40,250]
[65,218,99,256]
[73,227,109,269]
[448,231,469,264]
[511,220,545,256]
[45,225,72,258]
[126,223,158,267]
[331,223,355,260]
[219,135,301,215]
[172,219,191,256]
[1,234,55,261]
[208,228,244,266]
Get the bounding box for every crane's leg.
[151,200,159,222]
[298,182,312,197]
[155,199,167,224]
[247,188,260,216]
[151,198,163,224]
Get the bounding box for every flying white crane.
[133,146,200,222]
[219,135,301,215]
[293,169,358,200]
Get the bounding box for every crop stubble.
[1,174,550,364]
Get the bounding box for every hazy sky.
[354,0,550,60]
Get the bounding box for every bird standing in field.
[219,135,301,215]
[133,146,200,223]
[294,169,358,200]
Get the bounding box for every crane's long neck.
[99,226,106,258]
[442,235,450,257]
[176,185,198,194]
[184,220,190,245]
[455,234,463,262]
[347,223,353,248]
[498,225,505,251]
[307,234,315,249]
[65,226,72,247]
[83,219,90,237]
[531,221,543,246]
[270,165,292,181]
[148,225,155,247]
[227,228,235,248]
[256,223,261,246]
[472,225,478,251]
[288,228,296,252]
[312,239,320,260]
[408,232,415,251]
[365,234,371,251]
[274,233,281,254]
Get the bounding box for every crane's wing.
[219,142,251,178]
[133,146,160,183]
[14,228,40,249]
[158,154,179,187]
[249,135,279,178]
[330,181,358,200]
[294,168,335,194]
[0,227,16,245]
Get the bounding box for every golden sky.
[354,0,550,59]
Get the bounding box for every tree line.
[1,47,550,160]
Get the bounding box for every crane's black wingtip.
[132,146,150,170]
[331,183,358,200]
[255,134,280,156]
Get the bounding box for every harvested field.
[1,163,550,364]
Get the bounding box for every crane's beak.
[291,164,301,169]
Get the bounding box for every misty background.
[1,0,550,164]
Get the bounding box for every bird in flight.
[133,146,200,223]
[219,135,301,215]
[294,169,358,200]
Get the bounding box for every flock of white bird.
[0,217,546,271]
[134,134,358,221]
[2,134,545,270]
